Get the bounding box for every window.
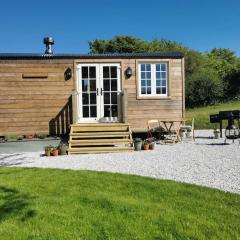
[139,63,168,97]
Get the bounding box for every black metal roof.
[0,52,184,60]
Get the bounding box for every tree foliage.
[89,36,240,107]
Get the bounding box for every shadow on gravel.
[195,143,230,146]
[0,154,32,166]
[0,186,37,222]
[195,136,213,139]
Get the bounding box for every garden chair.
[147,120,165,141]
[180,118,195,141]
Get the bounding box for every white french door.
[77,63,121,123]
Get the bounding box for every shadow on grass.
[0,186,36,222]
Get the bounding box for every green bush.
[186,69,223,107]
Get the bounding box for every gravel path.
[0,130,239,194]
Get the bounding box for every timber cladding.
[122,58,184,131]
[0,59,74,136]
[0,56,184,136]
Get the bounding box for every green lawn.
[0,167,239,239]
[186,101,240,129]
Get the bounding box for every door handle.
[100,88,103,96]
[97,88,99,96]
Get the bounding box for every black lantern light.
[125,67,132,78]
[64,67,72,80]
[225,112,240,142]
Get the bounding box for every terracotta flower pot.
[149,143,155,150]
[52,149,59,157]
[143,144,149,150]
[45,150,51,157]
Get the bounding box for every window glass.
[139,63,167,97]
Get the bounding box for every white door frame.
[76,63,121,123]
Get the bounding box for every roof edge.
[0,52,184,60]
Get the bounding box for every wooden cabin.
[0,40,184,153]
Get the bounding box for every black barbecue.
[210,110,240,138]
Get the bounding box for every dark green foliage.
[89,36,240,107]
[186,69,223,107]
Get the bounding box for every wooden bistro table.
[159,119,185,143]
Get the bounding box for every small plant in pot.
[213,128,220,139]
[186,128,191,138]
[134,138,142,151]
[45,145,53,157]
[58,142,68,155]
[143,139,151,150]
[52,147,59,157]
[147,137,156,150]
[180,129,186,138]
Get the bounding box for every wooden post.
[122,88,128,123]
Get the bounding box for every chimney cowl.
[43,37,54,55]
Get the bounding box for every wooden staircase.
[68,123,134,154]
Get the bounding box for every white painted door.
[77,63,121,122]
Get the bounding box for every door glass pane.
[111,79,117,91]
[90,106,96,117]
[82,67,88,78]
[112,105,118,117]
[104,105,111,117]
[89,80,96,91]
[82,93,89,104]
[89,67,96,78]
[82,80,88,92]
[110,66,117,78]
[103,80,110,91]
[104,93,110,104]
[103,67,110,78]
[90,93,96,104]
[83,106,89,117]
[111,93,117,104]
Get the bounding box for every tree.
[186,68,223,107]
[88,36,239,106]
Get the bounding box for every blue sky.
[0,0,239,55]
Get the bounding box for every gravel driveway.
[0,130,239,194]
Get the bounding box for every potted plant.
[213,129,220,139]
[52,147,59,157]
[186,128,191,138]
[45,145,53,157]
[134,138,142,151]
[59,143,68,155]
[180,129,186,138]
[143,139,150,150]
[149,139,155,150]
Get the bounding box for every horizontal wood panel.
[0,108,63,114]
[0,81,72,87]
[0,102,69,109]
[0,94,71,100]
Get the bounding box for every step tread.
[71,123,130,127]
[68,146,134,153]
[70,139,132,143]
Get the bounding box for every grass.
[0,167,239,239]
[186,101,240,129]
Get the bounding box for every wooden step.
[71,125,129,132]
[70,131,130,136]
[68,146,134,154]
[69,139,132,146]
[68,123,133,154]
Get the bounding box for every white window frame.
[138,62,168,98]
